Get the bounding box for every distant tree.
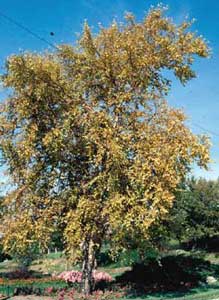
[0,6,210,294]
[171,178,219,243]
[48,228,64,253]
[150,178,219,250]
[0,196,10,262]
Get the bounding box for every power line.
[0,10,59,50]
[0,9,219,139]
[190,121,219,138]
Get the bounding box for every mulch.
[9,296,54,300]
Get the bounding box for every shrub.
[57,270,112,284]
[182,235,219,252]
[57,271,82,283]
[6,269,31,279]
[116,254,219,294]
[93,271,113,283]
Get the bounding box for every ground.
[0,250,218,300]
[9,297,52,300]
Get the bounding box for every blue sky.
[0,0,218,181]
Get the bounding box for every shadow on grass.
[114,254,219,297]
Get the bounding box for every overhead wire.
[0,9,219,139]
[189,122,219,138]
[0,10,59,50]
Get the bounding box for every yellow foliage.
[0,6,210,262]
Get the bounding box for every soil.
[9,296,54,300]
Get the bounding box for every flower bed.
[0,276,68,298]
[0,276,64,286]
[0,270,113,298]
[55,288,125,300]
[57,270,113,284]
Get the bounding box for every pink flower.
[57,271,82,283]
[93,271,113,283]
[57,270,112,284]
[45,286,54,294]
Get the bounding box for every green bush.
[116,254,219,294]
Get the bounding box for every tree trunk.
[82,238,96,296]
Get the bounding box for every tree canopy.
[167,178,219,245]
[0,6,210,294]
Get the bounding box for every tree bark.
[82,238,96,296]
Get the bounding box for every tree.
[2,210,42,270]
[164,178,219,247]
[0,6,210,294]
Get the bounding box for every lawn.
[126,284,219,300]
[0,250,218,300]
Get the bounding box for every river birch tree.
[0,6,210,295]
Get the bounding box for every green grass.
[0,250,218,299]
[0,279,68,297]
[45,251,63,260]
[128,284,219,300]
